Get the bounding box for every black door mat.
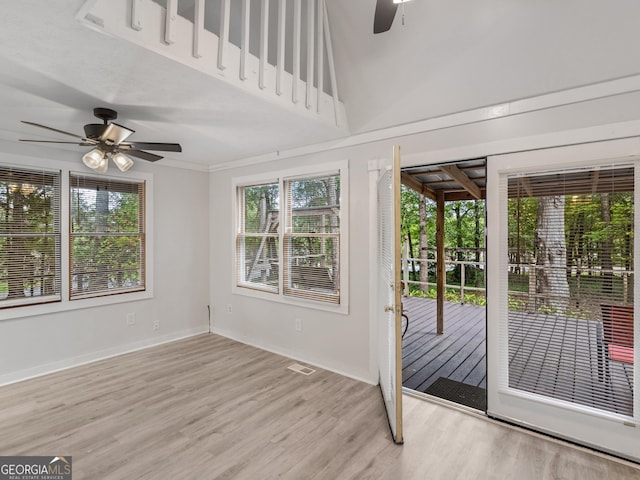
[423,377,487,411]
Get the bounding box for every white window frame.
[69,173,147,301]
[0,160,153,322]
[0,165,62,309]
[486,137,640,462]
[232,160,349,314]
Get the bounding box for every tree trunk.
[327,176,339,290]
[474,200,481,264]
[7,188,26,299]
[419,194,428,294]
[407,230,416,280]
[454,203,463,283]
[600,193,614,299]
[535,196,569,312]
[95,188,109,292]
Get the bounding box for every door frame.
[486,137,640,462]
[369,146,404,443]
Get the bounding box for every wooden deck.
[401,297,634,416]
[402,297,486,392]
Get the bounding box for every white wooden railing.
[401,243,486,300]
[76,0,346,128]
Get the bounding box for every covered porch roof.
[400,159,487,335]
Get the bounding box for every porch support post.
[436,190,445,335]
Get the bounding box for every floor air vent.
[288,363,316,375]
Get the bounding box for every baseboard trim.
[211,327,376,386]
[0,326,209,386]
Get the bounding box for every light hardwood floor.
[0,334,637,479]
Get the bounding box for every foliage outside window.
[236,182,280,292]
[70,174,145,300]
[236,170,343,306]
[0,167,61,308]
[400,185,485,305]
[283,174,340,303]
[506,165,634,416]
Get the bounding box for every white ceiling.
[327,0,640,134]
[0,0,361,170]
[2,0,640,171]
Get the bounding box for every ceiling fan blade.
[125,149,164,162]
[120,142,182,152]
[21,120,87,140]
[373,0,398,34]
[100,122,135,145]
[19,139,95,146]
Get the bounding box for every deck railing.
[401,244,633,313]
[401,243,485,300]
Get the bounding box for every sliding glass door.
[487,138,639,462]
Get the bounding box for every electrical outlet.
[126,313,136,326]
[227,304,233,314]
[153,320,160,331]
[295,318,303,332]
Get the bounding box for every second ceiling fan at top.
[374,0,413,34]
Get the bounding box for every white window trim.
[232,160,349,314]
[0,159,153,322]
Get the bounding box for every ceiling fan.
[374,0,412,34]
[19,107,182,173]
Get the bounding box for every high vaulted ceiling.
[0,0,354,170]
[2,1,640,171]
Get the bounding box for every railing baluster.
[164,0,178,44]
[292,0,301,103]
[131,0,143,31]
[260,0,270,89]
[306,0,315,109]
[193,0,205,58]
[322,0,340,126]
[240,0,250,80]
[276,0,286,95]
[316,0,323,112]
[218,0,230,70]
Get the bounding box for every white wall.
[210,154,374,382]
[0,143,210,385]
[327,0,640,134]
[210,83,640,384]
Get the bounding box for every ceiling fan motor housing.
[84,123,109,140]
[93,107,117,123]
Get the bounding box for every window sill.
[0,289,153,322]
[232,284,349,315]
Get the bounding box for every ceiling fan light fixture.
[393,0,412,3]
[82,148,104,170]
[95,154,109,174]
[112,152,134,172]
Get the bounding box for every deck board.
[402,297,486,392]
[401,297,634,416]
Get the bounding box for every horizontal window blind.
[507,165,634,417]
[236,183,280,292]
[283,174,340,303]
[0,167,61,307]
[70,174,145,299]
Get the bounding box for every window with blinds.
[507,165,634,417]
[235,169,343,306]
[236,182,280,292]
[0,167,61,308]
[283,174,340,303]
[70,174,145,300]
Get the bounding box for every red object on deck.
[602,305,634,365]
